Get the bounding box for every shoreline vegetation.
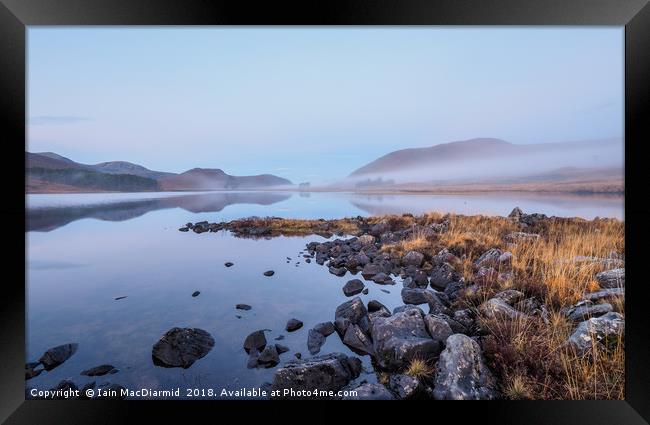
[181,208,624,400]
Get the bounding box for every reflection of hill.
[27,192,291,232]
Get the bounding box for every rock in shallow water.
[433,334,496,400]
[263,270,275,277]
[152,328,214,368]
[342,279,365,297]
[243,330,267,354]
[236,304,252,311]
[286,318,304,332]
[308,329,326,355]
[81,364,117,376]
[39,343,78,371]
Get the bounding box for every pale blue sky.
[28,27,623,183]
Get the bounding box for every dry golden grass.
[225,212,624,399]
[404,358,435,380]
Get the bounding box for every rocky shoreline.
[27,208,623,400]
[174,207,625,399]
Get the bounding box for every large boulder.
[152,328,214,368]
[402,251,424,267]
[38,343,78,371]
[335,297,370,335]
[568,312,624,356]
[595,268,625,288]
[343,383,395,400]
[270,353,362,399]
[433,334,496,400]
[370,309,439,370]
[429,263,460,290]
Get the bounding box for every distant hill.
[90,161,175,180]
[349,138,622,178]
[26,152,293,193]
[159,168,292,191]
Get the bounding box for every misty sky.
[28,27,623,184]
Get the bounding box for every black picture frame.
[2,0,649,423]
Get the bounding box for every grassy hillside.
[27,167,160,192]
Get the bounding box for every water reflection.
[27,192,292,232]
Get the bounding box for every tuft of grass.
[404,358,435,380]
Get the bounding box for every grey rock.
[596,268,625,288]
[270,353,362,399]
[371,272,394,285]
[313,321,336,337]
[388,374,421,399]
[568,312,624,356]
[361,263,383,279]
[393,304,425,315]
[258,345,280,368]
[474,248,502,269]
[423,314,453,347]
[275,344,290,354]
[342,324,375,356]
[236,304,252,311]
[493,289,525,305]
[433,334,496,400]
[286,318,304,332]
[152,328,215,368]
[308,329,326,355]
[335,297,370,335]
[329,266,347,277]
[243,330,267,353]
[81,364,116,376]
[370,309,439,370]
[38,343,79,371]
[564,300,613,323]
[191,291,200,297]
[263,270,275,276]
[584,287,624,302]
[401,287,435,305]
[479,298,525,320]
[505,232,540,242]
[367,300,389,313]
[402,251,424,267]
[430,262,460,290]
[344,382,395,400]
[224,262,234,267]
[342,279,365,297]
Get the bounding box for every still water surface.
[26,191,623,398]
